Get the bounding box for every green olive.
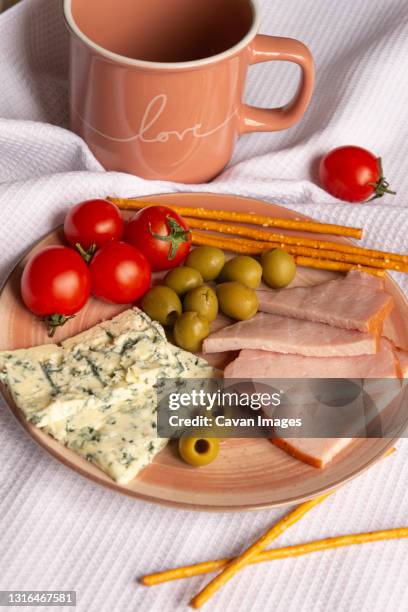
[216,281,258,320]
[183,286,218,322]
[219,256,262,289]
[173,311,210,352]
[261,248,296,288]
[186,246,225,281]
[178,430,220,466]
[164,266,203,295]
[141,286,182,326]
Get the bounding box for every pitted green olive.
[164,266,203,295]
[178,430,220,467]
[141,286,182,326]
[186,247,225,281]
[220,256,262,289]
[216,281,258,320]
[173,311,210,352]
[261,248,296,288]
[183,286,218,321]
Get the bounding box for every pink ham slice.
[257,270,393,334]
[203,312,377,357]
[271,438,353,469]
[225,339,399,468]
[224,339,399,379]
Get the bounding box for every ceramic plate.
[0,192,405,511]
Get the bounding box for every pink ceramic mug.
[63,0,314,183]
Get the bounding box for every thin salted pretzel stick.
[185,217,408,265]
[191,232,385,277]
[189,448,395,609]
[108,197,363,239]
[294,256,385,277]
[189,492,332,608]
[142,528,408,586]
[190,231,400,271]
[142,449,396,586]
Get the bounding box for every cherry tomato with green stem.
[21,245,91,336]
[64,199,124,261]
[319,146,395,202]
[124,206,191,271]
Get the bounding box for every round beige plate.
[0,193,405,511]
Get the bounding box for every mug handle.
[239,35,315,133]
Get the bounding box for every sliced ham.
[272,437,353,468]
[272,370,401,467]
[272,374,400,467]
[383,315,408,351]
[225,338,400,468]
[257,270,393,334]
[203,312,377,357]
[224,339,399,379]
[198,314,236,370]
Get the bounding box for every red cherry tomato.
[89,241,151,304]
[64,199,124,256]
[124,206,191,271]
[319,146,395,202]
[21,246,91,336]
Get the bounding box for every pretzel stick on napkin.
[189,447,396,608]
[143,527,408,586]
[189,492,333,608]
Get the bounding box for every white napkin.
[1,0,408,610]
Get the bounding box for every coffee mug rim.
[63,0,260,70]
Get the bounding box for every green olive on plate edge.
[173,311,210,352]
[216,281,258,320]
[178,431,220,466]
[141,286,182,326]
[186,246,225,281]
[261,248,296,288]
[219,255,262,289]
[183,285,218,321]
[164,266,203,295]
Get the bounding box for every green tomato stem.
[368,158,396,200]
[43,314,75,337]
[148,216,190,260]
[75,242,97,263]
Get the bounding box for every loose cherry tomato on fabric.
[89,241,151,304]
[124,206,191,271]
[21,245,91,336]
[319,146,395,202]
[64,199,124,260]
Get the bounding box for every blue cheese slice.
[45,345,217,483]
[0,309,172,426]
[0,344,64,425]
[0,307,216,483]
[45,391,166,484]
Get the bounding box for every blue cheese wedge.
[0,344,64,425]
[45,391,166,484]
[0,307,216,483]
[44,344,216,483]
[0,309,172,426]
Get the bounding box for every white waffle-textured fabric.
[1,1,408,610]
